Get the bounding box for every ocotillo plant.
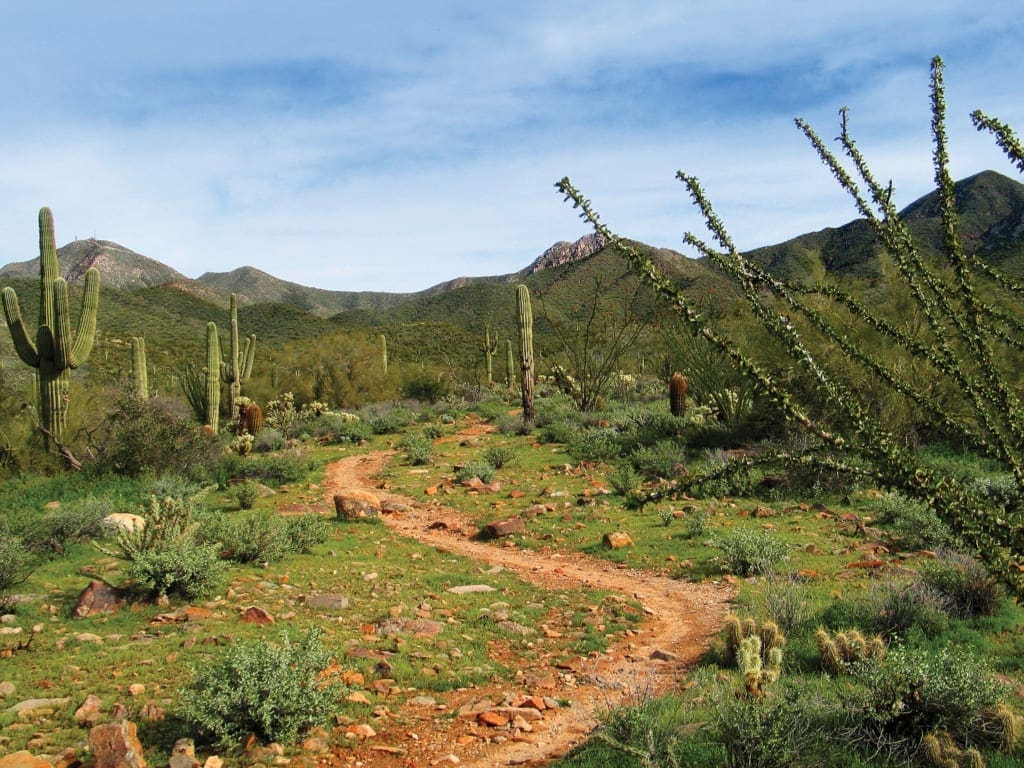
[669,372,687,417]
[131,337,148,399]
[483,327,497,385]
[516,285,535,425]
[1,207,100,444]
[223,294,256,417]
[205,322,221,431]
[557,57,1024,591]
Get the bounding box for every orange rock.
[240,606,274,625]
[477,711,509,728]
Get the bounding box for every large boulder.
[334,490,382,520]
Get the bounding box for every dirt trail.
[321,437,735,767]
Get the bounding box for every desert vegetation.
[1,58,1024,768]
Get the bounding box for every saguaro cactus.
[131,337,148,399]
[223,293,255,416]
[483,327,497,385]
[669,372,688,417]
[505,339,514,389]
[1,207,100,443]
[205,322,221,431]
[380,333,388,373]
[516,284,535,425]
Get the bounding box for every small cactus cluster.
[723,614,785,667]
[921,731,984,768]
[980,703,1022,752]
[669,372,688,417]
[736,635,782,698]
[815,627,886,675]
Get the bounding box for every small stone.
[446,584,496,595]
[102,513,145,534]
[0,681,15,698]
[75,632,104,643]
[202,758,223,768]
[139,703,165,722]
[74,694,103,726]
[305,594,350,612]
[346,692,372,705]
[485,518,524,537]
[602,531,634,549]
[650,649,680,662]
[345,723,376,740]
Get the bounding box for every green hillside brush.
[736,635,782,698]
[516,284,536,425]
[922,731,984,768]
[223,293,256,416]
[815,627,885,675]
[131,336,148,399]
[557,57,1024,592]
[205,322,222,431]
[1,207,99,447]
[669,372,687,417]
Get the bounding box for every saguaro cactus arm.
[1,288,40,366]
[69,269,100,367]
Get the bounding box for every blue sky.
[1,2,1022,292]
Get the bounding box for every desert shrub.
[180,628,343,746]
[145,475,202,501]
[713,688,807,768]
[220,451,312,487]
[0,536,36,595]
[872,493,956,551]
[609,463,642,496]
[365,404,416,434]
[759,575,814,634]
[402,431,434,465]
[566,427,620,462]
[712,528,788,576]
[91,393,222,481]
[401,370,450,403]
[967,473,1021,512]
[594,694,723,767]
[630,439,686,480]
[422,423,444,439]
[234,481,260,510]
[456,461,496,484]
[921,551,1004,619]
[199,512,291,564]
[285,515,332,554]
[100,493,225,601]
[483,445,516,469]
[30,496,114,556]
[849,644,1007,759]
[681,507,711,539]
[822,578,951,640]
[309,413,371,444]
[253,427,285,452]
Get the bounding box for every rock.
[334,490,381,520]
[0,681,15,698]
[7,697,71,716]
[128,684,146,697]
[650,649,681,662]
[305,594,350,612]
[0,751,52,768]
[102,513,145,534]
[346,692,372,705]
[602,531,634,549]
[202,759,222,768]
[485,517,524,537]
[168,757,198,768]
[345,723,376,740]
[89,720,146,768]
[477,711,509,728]
[73,581,126,619]
[376,617,443,638]
[240,606,274,626]
[381,500,411,514]
[75,632,104,643]
[75,694,104,726]
[446,584,496,595]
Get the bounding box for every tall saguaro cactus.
[505,339,514,389]
[131,337,149,399]
[1,207,100,443]
[483,327,497,385]
[380,333,388,373]
[205,322,221,431]
[516,284,535,425]
[224,293,255,417]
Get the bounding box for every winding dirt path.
[321,438,735,767]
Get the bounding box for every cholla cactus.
[723,615,785,667]
[815,627,886,675]
[921,731,984,768]
[737,635,782,698]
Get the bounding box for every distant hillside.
[0,238,190,290]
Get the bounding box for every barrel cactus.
[669,372,688,417]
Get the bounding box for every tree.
[557,57,1024,591]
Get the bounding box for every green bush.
[200,512,291,564]
[681,508,711,540]
[366,404,417,434]
[483,445,516,469]
[180,628,344,745]
[822,578,951,640]
[713,689,806,768]
[310,413,371,444]
[220,451,312,487]
[609,463,642,496]
[456,461,496,484]
[402,431,434,465]
[285,514,332,554]
[712,528,788,576]
[234,481,260,510]
[630,440,686,480]
[19,496,113,557]
[851,644,1006,758]
[921,551,1003,619]
[873,493,955,551]
[566,427,621,462]
[0,536,36,595]
[253,427,285,452]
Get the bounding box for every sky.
[1,2,1022,293]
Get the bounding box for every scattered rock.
[89,719,146,768]
[345,723,376,740]
[73,581,126,619]
[0,751,52,768]
[74,694,104,726]
[74,632,105,644]
[305,594,350,612]
[7,697,71,717]
[168,738,199,768]
[381,500,411,514]
[485,517,524,537]
[128,684,146,697]
[602,531,634,549]
[334,490,382,520]
[446,584,496,595]
[376,617,443,638]
[102,513,145,534]
[139,703,165,722]
[477,711,509,728]
[240,606,274,626]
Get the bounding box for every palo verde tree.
[1,207,99,452]
[557,57,1024,591]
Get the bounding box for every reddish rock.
[72,580,126,618]
[89,720,146,768]
[485,517,525,537]
[0,752,52,768]
[334,490,381,519]
[74,693,103,726]
[477,710,510,728]
[602,531,634,549]
[240,606,274,625]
